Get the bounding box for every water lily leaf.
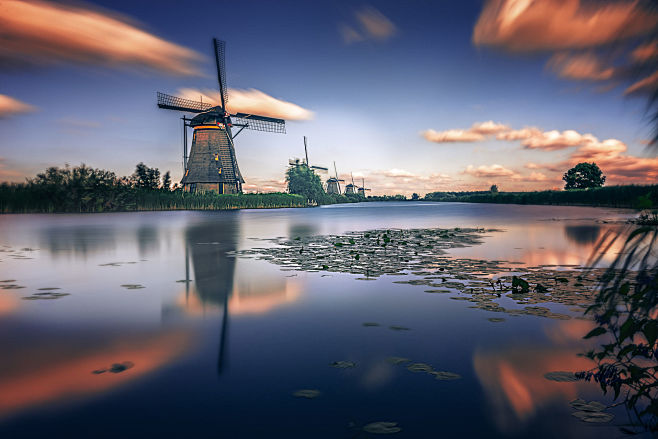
[120,284,145,290]
[429,371,461,380]
[331,361,356,368]
[407,362,433,373]
[570,399,607,412]
[110,361,134,373]
[293,389,321,399]
[386,357,411,365]
[488,317,506,322]
[362,322,380,327]
[389,325,410,331]
[544,371,578,382]
[363,422,401,434]
[571,411,614,423]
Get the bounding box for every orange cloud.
[177,88,314,121]
[464,164,518,178]
[625,70,658,95]
[496,127,542,141]
[340,6,397,44]
[522,129,597,151]
[548,52,616,81]
[0,0,203,75]
[0,94,36,118]
[631,41,658,63]
[422,121,509,143]
[473,0,655,52]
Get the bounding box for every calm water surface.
[0,202,640,438]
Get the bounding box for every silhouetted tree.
[132,162,160,190]
[162,171,172,191]
[490,184,499,193]
[411,193,419,201]
[563,162,605,190]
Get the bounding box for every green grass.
[0,183,306,213]
[424,185,658,209]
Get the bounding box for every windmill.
[326,161,344,195]
[288,136,328,173]
[357,177,371,197]
[344,172,357,195]
[157,38,286,194]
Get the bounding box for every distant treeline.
[423,185,658,209]
[0,164,305,213]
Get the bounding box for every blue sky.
[0,0,655,194]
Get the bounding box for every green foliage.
[423,185,658,209]
[581,227,658,434]
[490,184,499,194]
[0,164,306,213]
[411,193,420,201]
[563,162,606,190]
[162,171,172,191]
[285,165,324,204]
[132,162,161,190]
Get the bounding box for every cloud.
[625,71,658,95]
[631,42,658,63]
[0,94,36,118]
[422,121,509,143]
[470,120,510,135]
[0,157,24,180]
[423,129,484,143]
[384,168,416,178]
[522,129,598,151]
[473,0,655,52]
[463,164,518,178]
[548,52,615,81]
[496,127,542,141]
[177,88,314,120]
[340,6,397,44]
[0,0,203,76]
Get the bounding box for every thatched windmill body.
[326,161,344,195]
[357,177,371,197]
[344,172,357,195]
[157,38,285,194]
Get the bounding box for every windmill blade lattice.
[157,92,213,113]
[213,38,229,109]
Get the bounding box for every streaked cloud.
[522,129,597,151]
[177,88,314,121]
[625,71,658,95]
[422,121,509,143]
[464,164,518,178]
[0,94,36,118]
[548,52,615,81]
[496,127,542,141]
[0,0,203,76]
[339,6,397,44]
[473,0,655,52]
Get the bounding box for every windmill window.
[218,167,222,174]
[189,183,196,193]
[214,154,219,161]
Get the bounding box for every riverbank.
[0,183,306,213]
[423,184,657,209]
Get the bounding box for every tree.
[490,184,499,193]
[563,162,606,190]
[162,171,172,191]
[131,162,160,190]
[411,193,419,201]
[286,165,324,204]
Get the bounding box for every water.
[0,202,640,438]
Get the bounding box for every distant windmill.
[344,172,357,195]
[357,177,371,197]
[157,38,286,194]
[288,136,328,173]
[326,161,344,195]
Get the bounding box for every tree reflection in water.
[581,226,658,434]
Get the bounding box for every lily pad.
[120,284,145,290]
[570,399,607,412]
[407,363,433,373]
[571,411,614,423]
[389,325,410,331]
[363,422,401,434]
[429,371,462,380]
[487,317,506,323]
[292,389,321,399]
[362,322,380,327]
[331,361,356,368]
[386,357,411,365]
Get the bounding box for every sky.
[0,0,657,196]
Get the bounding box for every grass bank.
[0,183,306,213]
[423,185,658,209]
